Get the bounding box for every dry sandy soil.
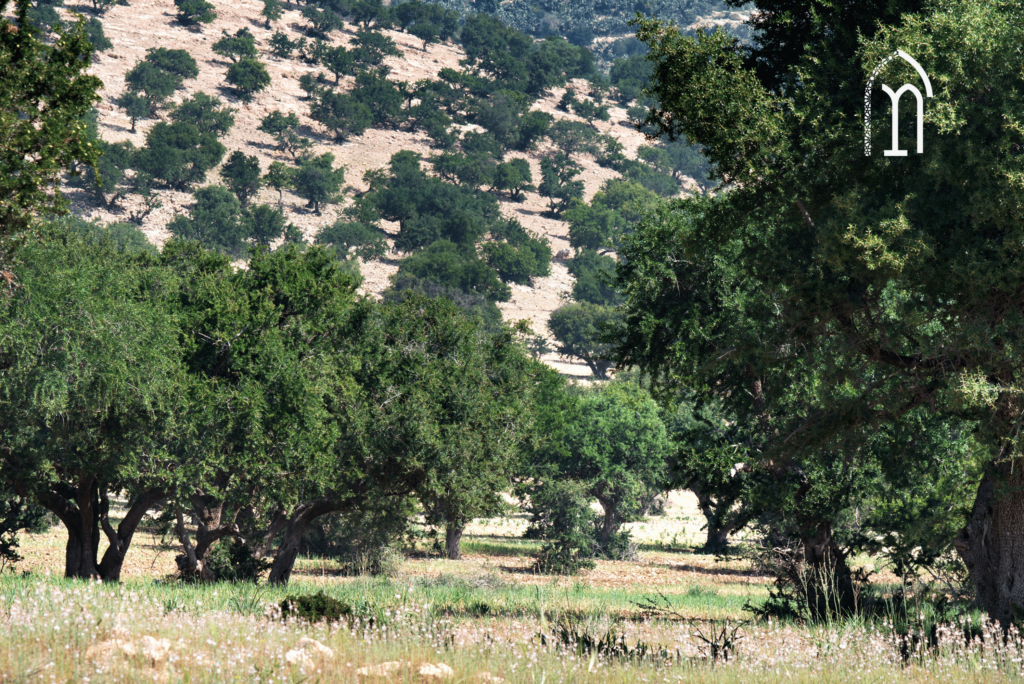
[50,0,693,379]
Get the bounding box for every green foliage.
[213,28,258,63]
[220,151,262,207]
[169,92,235,136]
[538,153,583,217]
[553,381,671,550]
[484,218,551,283]
[569,248,621,306]
[350,0,392,29]
[548,302,618,378]
[365,151,504,252]
[135,120,226,190]
[202,539,270,583]
[84,17,112,52]
[394,240,510,303]
[269,30,302,58]
[226,58,271,102]
[0,493,46,569]
[243,204,291,247]
[492,158,533,201]
[351,70,405,128]
[261,0,283,28]
[26,3,60,32]
[320,44,355,82]
[145,47,200,80]
[258,110,300,137]
[528,479,597,575]
[310,90,373,142]
[301,5,344,38]
[168,184,245,256]
[548,120,599,160]
[316,220,387,261]
[114,92,151,132]
[124,61,180,105]
[85,139,135,208]
[0,227,181,578]
[0,1,101,268]
[264,161,293,209]
[352,28,401,68]
[515,110,553,151]
[174,0,216,25]
[609,53,651,104]
[292,152,345,214]
[70,218,157,255]
[280,591,352,624]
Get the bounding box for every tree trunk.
[267,498,341,585]
[955,459,1024,624]
[596,498,616,549]
[801,522,856,618]
[97,487,166,581]
[445,520,463,560]
[691,487,737,554]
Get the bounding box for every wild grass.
[1,572,1022,683]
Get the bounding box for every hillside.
[56,0,715,378]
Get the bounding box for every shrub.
[279,591,352,624]
[568,248,621,305]
[174,0,216,26]
[492,158,533,201]
[300,5,343,38]
[202,539,269,583]
[351,70,404,128]
[86,140,135,208]
[528,479,597,575]
[124,61,180,103]
[320,44,355,83]
[213,28,258,63]
[226,58,271,102]
[515,111,552,150]
[315,220,387,261]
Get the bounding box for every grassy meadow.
[0,493,1019,683]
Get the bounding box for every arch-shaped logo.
[864,50,933,157]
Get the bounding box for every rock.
[418,662,455,680]
[297,636,334,657]
[357,661,404,677]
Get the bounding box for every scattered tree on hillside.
[538,153,583,217]
[168,184,246,256]
[220,151,262,207]
[169,92,236,135]
[310,90,373,142]
[264,161,294,210]
[134,120,226,190]
[174,0,216,26]
[261,0,283,28]
[213,28,258,63]
[226,58,271,102]
[292,152,345,214]
[548,302,618,379]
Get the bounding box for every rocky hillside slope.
[60,0,701,378]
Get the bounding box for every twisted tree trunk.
[955,459,1024,624]
[267,498,342,585]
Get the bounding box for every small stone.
[418,662,454,680]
